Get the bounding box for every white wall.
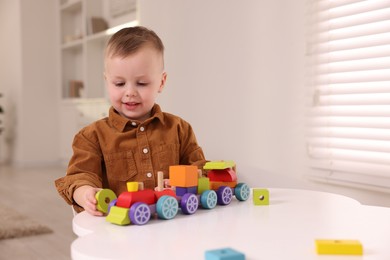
[0,0,22,163]
[139,0,390,207]
[0,0,59,165]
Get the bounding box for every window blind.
[305,0,390,192]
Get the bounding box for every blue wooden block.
[176,186,197,196]
[205,247,245,260]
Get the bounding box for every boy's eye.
[137,82,148,86]
[114,82,125,87]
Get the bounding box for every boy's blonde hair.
[105,26,164,59]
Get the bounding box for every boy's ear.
[158,72,167,93]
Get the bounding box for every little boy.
[55,26,206,216]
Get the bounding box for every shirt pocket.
[157,143,180,174]
[104,150,138,181]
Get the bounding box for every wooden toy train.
[95,161,250,225]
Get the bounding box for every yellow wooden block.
[127,182,139,192]
[315,239,363,255]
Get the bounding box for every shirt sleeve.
[54,127,104,207]
[178,120,207,168]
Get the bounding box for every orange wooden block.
[169,165,198,187]
[210,181,237,190]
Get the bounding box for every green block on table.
[253,188,269,205]
[203,161,235,170]
[106,206,130,225]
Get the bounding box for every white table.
[71,188,390,259]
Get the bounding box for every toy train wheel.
[234,183,250,201]
[129,202,151,225]
[217,186,233,205]
[107,199,117,214]
[156,195,179,220]
[180,193,199,214]
[200,190,217,209]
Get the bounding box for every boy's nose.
[125,86,137,97]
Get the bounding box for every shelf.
[60,0,82,12]
[59,0,138,100]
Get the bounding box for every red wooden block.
[207,168,237,182]
[154,189,176,200]
[116,190,156,208]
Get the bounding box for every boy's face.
[104,46,166,122]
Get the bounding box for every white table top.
[71,188,390,260]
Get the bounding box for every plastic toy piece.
[129,202,151,225]
[169,165,198,187]
[198,177,210,194]
[315,239,363,255]
[154,189,176,200]
[156,171,164,191]
[217,186,233,205]
[176,186,197,196]
[203,161,235,170]
[253,188,269,206]
[116,190,155,208]
[106,206,131,225]
[200,190,218,209]
[95,189,117,213]
[180,193,199,214]
[127,182,138,192]
[156,195,179,220]
[211,181,237,190]
[234,183,250,201]
[205,247,245,260]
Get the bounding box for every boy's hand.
[74,185,104,216]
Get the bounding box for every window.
[306,0,390,192]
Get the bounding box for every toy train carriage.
[96,161,250,226]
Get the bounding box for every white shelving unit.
[58,0,138,163]
[59,0,137,99]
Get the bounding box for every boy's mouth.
[123,102,139,110]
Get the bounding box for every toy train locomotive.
[95,161,250,225]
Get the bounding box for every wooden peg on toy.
[156,171,164,191]
[138,182,144,191]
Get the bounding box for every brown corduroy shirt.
[55,104,206,212]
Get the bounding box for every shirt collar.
[109,104,165,132]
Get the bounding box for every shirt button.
[140,126,145,132]
[146,172,152,178]
[143,148,149,154]
[131,122,137,126]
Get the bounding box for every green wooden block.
[253,188,269,206]
[95,189,117,213]
[203,160,235,170]
[106,206,131,225]
[198,177,210,194]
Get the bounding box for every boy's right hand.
[74,185,104,216]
